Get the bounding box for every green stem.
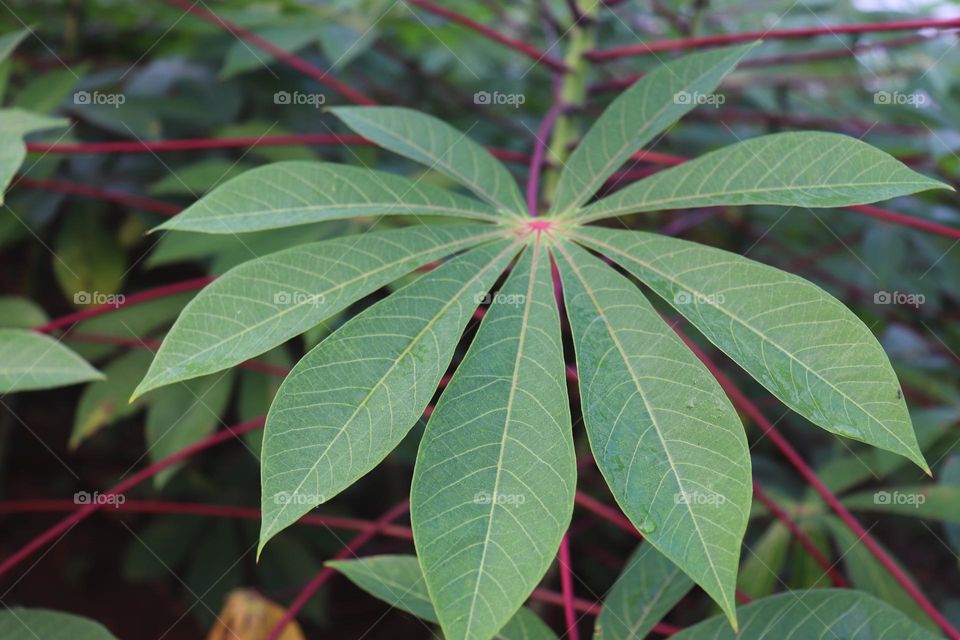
[542,1,601,204]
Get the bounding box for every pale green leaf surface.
[574,227,927,472]
[412,242,575,640]
[0,329,103,393]
[328,555,557,640]
[154,161,502,234]
[576,132,949,223]
[331,107,527,217]
[259,239,521,553]
[549,43,755,218]
[133,224,500,399]
[71,350,152,448]
[842,485,960,522]
[0,30,27,65]
[670,589,938,639]
[0,608,117,640]
[738,522,789,600]
[595,543,693,640]
[555,241,750,625]
[0,296,47,329]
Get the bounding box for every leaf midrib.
[574,230,917,460]
[263,237,524,542]
[554,240,732,613]
[463,239,539,639]
[577,179,939,223]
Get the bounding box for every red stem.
[405,0,569,73]
[0,499,413,540]
[530,588,681,636]
[751,482,848,588]
[25,135,529,164]
[558,534,580,640]
[527,100,565,215]
[678,334,960,639]
[16,177,181,217]
[164,0,375,105]
[266,500,410,640]
[35,276,214,333]
[587,18,960,60]
[0,417,265,580]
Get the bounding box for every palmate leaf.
[411,240,575,640]
[132,224,501,399]
[258,238,521,554]
[572,227,929,472]
[331,106,528,218]
[328,555,558,640]
[0,329,103,393]
[671,589,938,639]
[153,161,503,234]
[548,42,756,219]
[555,241,751,626]
[595,543,693,640]
[574,132,949,223]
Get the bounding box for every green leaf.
[555,241,750,626]
[133,224,501,399]
[0,329,103,393]
[0,608,117,640]
[0,296,47,329]
[411,241,575,640]
[670,589,938,639]
[328,555,558,640]
[154,161,502,234]
[0,30,28,65]
[259,238,521,554]
[738,522,790,599]
[842,485,960,522]
[575,132,949,223]
[145,370,236,486]
[595,543,693,640]
[826,517,935,629]
[331,107,527,217]
[548,43,756,218]
[71,350,152,449]
[574,227,928,472]
[0,108,69,202]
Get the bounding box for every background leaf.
[0,329,103,393]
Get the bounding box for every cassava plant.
[3,4,960,640]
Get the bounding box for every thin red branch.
[530,588,681,636]
[527,100,565,215]
[587,18,960,60]
[267,500,410,640]
[0,499,413,540]
[164,0,375,105]
[751,482,848,589]
[35,276,214,333]
[405,0,569,73]
[558,534,580,640]
[677,333,960,639]
[0,417,265,580]
[16,177,181,217]
[25,135,529,164]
